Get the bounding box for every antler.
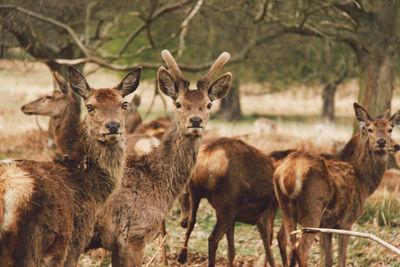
[198,52,230,89]
[161,50,188,82]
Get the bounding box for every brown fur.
[88,50,232,267]
[274,103,400,267]
[21,72,81,155]
[177,137,278,267]
[0,66,141,267]
[133,117,170,139]
[21,74,145,156]
[125,95,142,134]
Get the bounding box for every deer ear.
[390,110,400,127]
[354,103,372,126]
[116,67,142,97]
[132,94,141,107]
[53,71,68,94]
[158,66,179,100]
[381,109,391,120]
[68,66,91,99]
[208,73,232,101]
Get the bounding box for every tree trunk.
[321,82,337,122]
[216,77,242,121]
[353,47,395,132]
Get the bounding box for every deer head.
[158,50,231,136]
[21,72,72,116]
[354,102,400,155]
[68,66,142,143]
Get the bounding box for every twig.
[0,5,91,57]
[177,0,204,59]
[291,227,400,256]
[145,234,168,267]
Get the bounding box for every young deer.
[87,50,232,266]
[0,66,142,266]
[21,74,143,155]
[274,103,400,267]
[177,137,278,267]
[21,72,81,155]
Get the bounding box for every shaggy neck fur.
[53,94,81,155]
[149,117,201,211]
[355,134,388,195]
[75,117,126,202]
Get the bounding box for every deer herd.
[0,49,398,267]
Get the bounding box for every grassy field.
[0,61,399,266]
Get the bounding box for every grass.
[1,60,400,266]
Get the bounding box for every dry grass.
[1,60,400,266]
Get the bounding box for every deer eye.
[207,103,212,109]
[86,104,94,112]
[122,102,129,110]
[176,102,182,109]
[368,128,373,133]
[46,96,52,100]
[388,128,393,133]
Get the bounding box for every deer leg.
[208,212,235,267]
[178,188,201,264]
[112,238,145,267]
[160,220,168,266]
[225,223,235,267]
[277,224,288,267]
[275,193,297,267]
[178,187,191,228]
[296,207,325,267]
[337,229,351,267]
[320,233,333,267]
[256,205,277,267]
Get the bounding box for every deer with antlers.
[274,103,400,267]
[0,66,142,266]
[87,50,231,266]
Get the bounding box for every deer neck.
[74,118,126,202]
[54,94,81,155]
[354,136,388,195]
[152,117,201,208]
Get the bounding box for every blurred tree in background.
[1,0,399,122]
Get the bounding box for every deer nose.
[377,139,386,147]
[106,122,120,134]
[190,117,202,127]
[21,105,26,111]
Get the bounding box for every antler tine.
[198,52,230,88]
[161,50,187,81]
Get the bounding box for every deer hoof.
[180,218,188,228]
[178,248,188,264]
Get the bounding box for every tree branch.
[177,0,204,59]
[51,29,286,72]
[0,5,91,57]
[116,0,191,57]
[291,227,400,256]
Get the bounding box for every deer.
[125,94,143,134]
[177,137,278,267]
[21,71,81,155]
[0,66,142,267]
[86,50,232,266]
[21,73,144,154]
[273,103,400,267]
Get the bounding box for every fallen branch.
[291,227,400,256]
[145,234,168,267]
